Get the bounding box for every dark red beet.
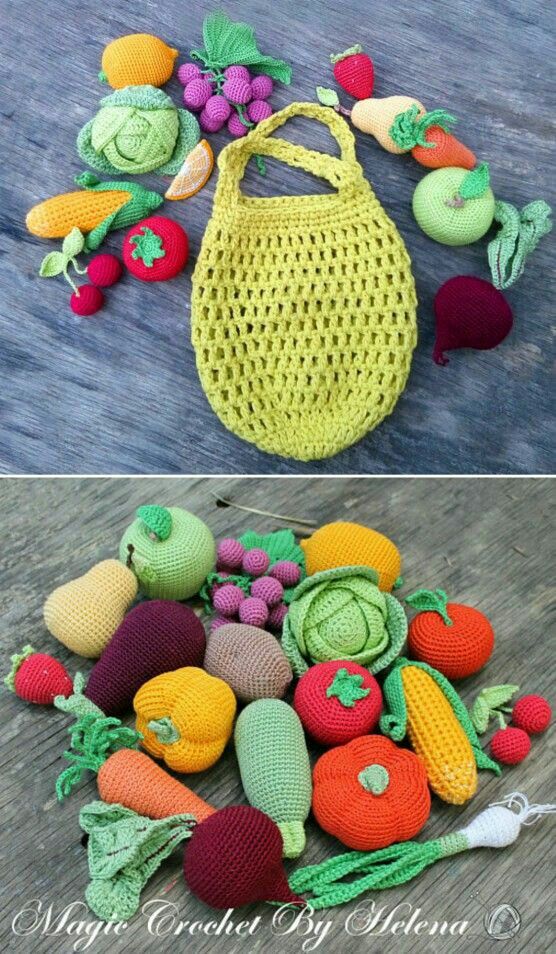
[84,601,205,716]
[184,805,303,909]
[433,276,513,365]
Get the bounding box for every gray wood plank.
[0,476,554,952]
[1,0,555,474]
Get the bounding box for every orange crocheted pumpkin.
[312,735,430,850]
[406,589,494,679]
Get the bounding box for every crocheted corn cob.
[120,505,215,600]
[235,699,312,858]
[300,521,402,591]
[134,667,236,773]
[380,658,500,804]
[43,560,138,658]
[312,735,430,850]
[204,623,292,701]
[99,34,178,89]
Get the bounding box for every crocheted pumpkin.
[134,667,236,773]
[235,699,312,858]
[43,560,138,658]
[312,735,431,850]
[406,589,494,679]
[119,505,215,600]
[99,34,178,89]
[413,164,495,246]
[204,623,292,701]
[282,566,407,676]
[300,521,401,591]
[294,661,383,746]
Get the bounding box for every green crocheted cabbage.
[282,566,407,676]
[77,85,200,176]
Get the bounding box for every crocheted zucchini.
[380,658,500,804]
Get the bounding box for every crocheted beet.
[406,589,494,679]
[433,276,513,365]
[183,805,303,908]
[294,660,383,746]
[512,695,552,734]
[490,727,530,765]
[84,600,206,716]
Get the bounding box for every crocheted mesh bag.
[191,102,417,461]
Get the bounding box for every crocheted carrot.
[289,793,556,908]
[380,658,500,804]
[389,105,476,170]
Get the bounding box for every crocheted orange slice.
[165,140,214,200]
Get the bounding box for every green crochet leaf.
[238,528,306,604]
[316,86,340,108]
[405,588,453,626]
[330,45,362,64]
[191,10,292,83]
[137,504,172,540]
[39,251,66,278]
[73,174,164,253]
[5,644,35,691]
[458,162,490,200]
[390,106,456,150]
[62,227,85,259]
[326,668,370,707]
[130,228,166,267]
[487,199,552,289]
[470,684,520,733]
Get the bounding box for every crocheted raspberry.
[5,645,73,705]
[406,588,494,679]
[490,727,530,765]
[123,216,188,282]
[512,695,551,734]
[294,660,383,746]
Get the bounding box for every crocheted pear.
[235,699,312,858]
[43,560,138,658]
[119,505,215,600]
[300,521,401,591]
[77,85,199,176]
[282,566,407,676]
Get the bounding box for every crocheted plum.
[184,805,303,908]
[433,276,513,365]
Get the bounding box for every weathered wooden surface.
[0,476,554,952]
[1,0,554,474]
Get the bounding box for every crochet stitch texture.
[192,102,417,460]
[300,521,401,591]
[204,623,292,701]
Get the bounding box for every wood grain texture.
[0,476,555,953]
[0,1,554,473]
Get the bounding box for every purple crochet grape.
[251,75,274,100]
[239,597,269,628]
[205,95,232,124]
[222,78,253,105]
[250,576,284,607]
[227,114,249,138]
[267,602,288,630]
[269,560,301,587]
[200,108,224,134]
[247,100,273,124]
[224,65,251,83]
[217,538,245,570]
[183,78,213,111]
[242,548,270,577]
[213,583,246,617]
[178,63,202,86]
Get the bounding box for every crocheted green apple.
[412,163,495,246]
[119,505,215,600]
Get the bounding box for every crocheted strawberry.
[512,695,552,734]
[490,726,530,765]
[5,645,73,705]
[406,588,494,679]
[123,216,189,282]
[330,45,374,100]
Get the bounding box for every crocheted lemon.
[282,566,407,676]
[300,522,401,591]
[119,505,215,600]
[412,163,495,246]
[77,86,199,176]
[99,34,178,89]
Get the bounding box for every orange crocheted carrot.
[97,748,216,821]
[412,127,476,170]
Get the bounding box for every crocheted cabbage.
[282,566,407,676]
[77,85,199,176]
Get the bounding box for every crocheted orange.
[312,735,430,850]
[99,34,178,89]
[406,589,494,679]
[300,522,401,591]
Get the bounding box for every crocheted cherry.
[123,216,189,282]
[70,284,104,316]
[294,660,383,746]
[512,695,552,734]
[183,805,303,908]
[433,276,513,365]
[5,645,73,705]
[87,253,123,287]
[330,45,374,99]
[406,588,494,679]
[490,726,531,765]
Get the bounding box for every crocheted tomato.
[312,735,431,850]
[406,588,494,679]
[294,660,383,746]
[123,216,188,282]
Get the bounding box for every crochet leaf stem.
[55,707,142,801]
[390,106,457,150]
[405,588,453,625]
[487,199,552,289]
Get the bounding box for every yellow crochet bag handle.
[192,102,418,462]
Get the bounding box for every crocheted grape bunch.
[178,63,274,137]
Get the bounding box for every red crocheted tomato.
[294,660,382,746]
[406,588,494,679]
[123,216,189,282]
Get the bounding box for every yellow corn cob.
[26,189,131,239]
[401,665,477,804]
